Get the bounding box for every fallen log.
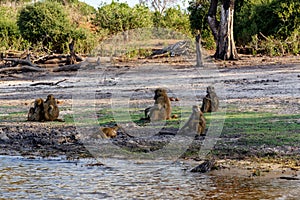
[30,79,67,86]
[3,57,36,67]
[190,159,216,173]
[150,40,189,58]
[52,64,80,72]
[33,54,68,64]
[0,65,46,73]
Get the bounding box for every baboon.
[43,94,59,121]
[145,88,172,121]
[100,125,133,139]
[100,125,118,138]
[27,98,44,121]
[148,104,166,121]
[201,86,219,113]
[181,105,206,136]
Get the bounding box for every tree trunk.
[195,33,203,67]
[67,40,76,65]
[207,0,219,42]
[208,0,238,60]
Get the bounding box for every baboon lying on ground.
[100,125,118,138]
[100,125,133,139]
[201,86,219,113]
[181,105,206,136]
[27,94,61,122]
[145,88,172,121]
[27,98,44,121]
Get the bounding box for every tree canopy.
[0,0,298,55]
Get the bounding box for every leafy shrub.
[234,0,300,55]
[94,2,152,35]
[17,0,74,53]
[0,6,29,51]
[153,7,191,36]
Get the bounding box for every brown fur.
[27,98,44,121]
[181,105,206,136]
[100,125,119,138]
[43,94,59,121]
[201,86,219,113]
[145,88,172,121]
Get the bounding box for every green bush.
[94,2,152,35]
[234,0,300,55]
[17,0,74,53]
[0,6,29,51]
[188,0,215,49]
[153,7,191,36]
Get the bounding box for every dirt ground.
[0,54,299,173]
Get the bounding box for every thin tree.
[140,0,178,14]
[208,0,238,60]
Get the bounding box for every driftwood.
[52,64,81,72]
[0,65,45,73]
[279,176,300,180]
[190,159,216,173]
[150,40,189,58]
[33,55,68,64]
[3,57,36,67]
[30,79,67,86]
[1,40,84,73]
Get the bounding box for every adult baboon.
[201,86,219,113]
[145,88,172,121]
[27,98,44,121]
[181,105,206,136]
[43,94,59,121]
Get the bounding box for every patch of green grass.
[222,111,300,146]
[0,110,27,122]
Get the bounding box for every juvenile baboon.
[27,98,44,121]
[181,105,206,136]
[201,86,219,113]
[43,94,59,121]
[100,125,118,138]
[146,88,172,121]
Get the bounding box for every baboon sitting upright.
[145,88,172,121]
[43,94,59,121]
[181,105,206,136]
[201,86,219,113]
[27,98,45,121]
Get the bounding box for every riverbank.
[0,54,299,174]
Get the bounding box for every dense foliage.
[234,0,300,55]
[188,0,215,49]
[153,7,191,36]
[188,0,300,55]
[0,6,28,51]
[93,2,153,35]
[0,0,299,55]
[17,1,75,53]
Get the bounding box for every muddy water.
[0,156,299,199]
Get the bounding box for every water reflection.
[0,156,299,199]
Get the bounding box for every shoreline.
[0,55,299,175]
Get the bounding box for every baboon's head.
[35,98,44,106]
[192,105,201,113]
[154,88,166,100]
[46,94,55,101]
[207,86,215,94]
